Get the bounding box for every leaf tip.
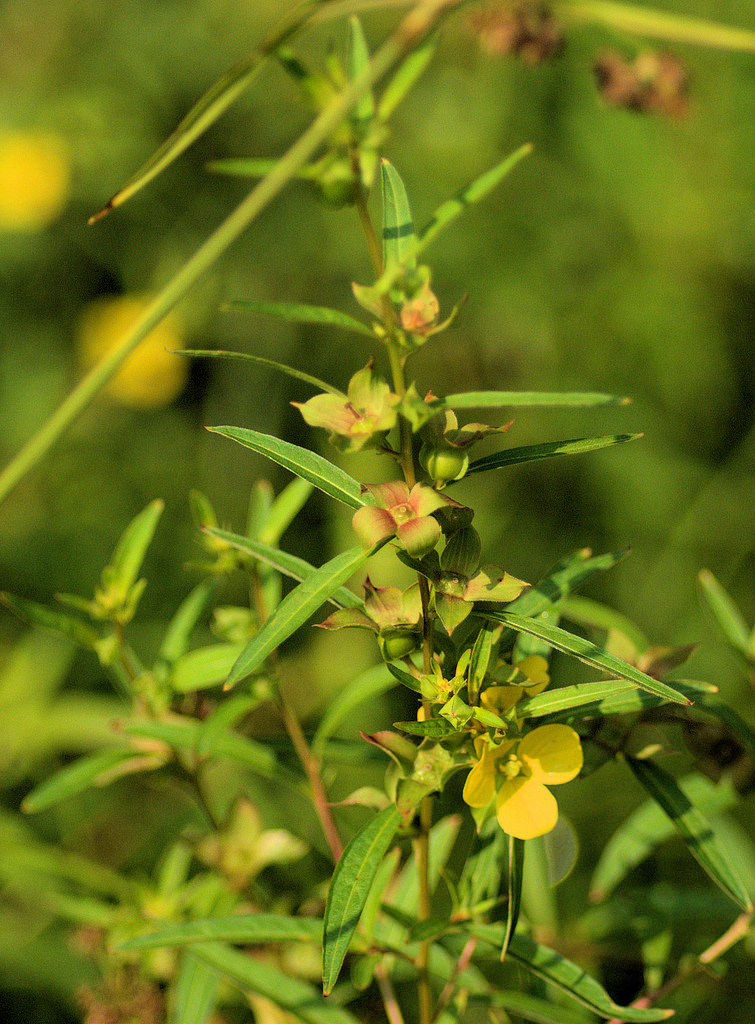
[87,201,113,225]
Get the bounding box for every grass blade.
[209,427,366,509]
[183,349,344,395]
[322,805,402,995]
[467,434,641,475]
[488,613,691,706]
[120,914,322,950]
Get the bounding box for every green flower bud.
[378,629,419,661]
[420,444,469,483]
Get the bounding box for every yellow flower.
[463,724,583,840]
[0,132,71,232]
[481,654,550,714]
[76,296,188,408]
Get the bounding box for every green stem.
[0,0,462,507]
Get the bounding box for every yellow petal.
[518,725,583,785]
[496,775,558,840]
[462,751,496,808]
[481,685,522,713]
[516,654,550,695]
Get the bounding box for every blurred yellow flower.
[0,132,71,232]
[77,296,188,409]
[463,724,583,840]
[481,654,550,714]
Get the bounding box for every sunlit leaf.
[381,158,416,269]
[322,805,402,994]
[467,434,641,475]
[442,390,629,408]
[698,568,753,658]
[105,499,164,594]
[157,578,219,667]
[120,914,322,950]
[171,642,246,692]
[226,545,375,688]
[208,427,366,509]
[169,950,220,1024]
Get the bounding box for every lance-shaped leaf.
[698,568,753,658]
[322,805,402,995]
[120,914,323,951]
[488,612,691,705]
[221,299,373,338]
[171,642,246,692]
[501,836,525,961]
[590,772,742,903]
[22,748,142,813]
[0,592,99,649]
[467,925,673,1021]
[467,434,641,475]
[496,548,630,648]
[347,16,375,132]
[104,499,164,595]
[169,950,220,1024]
[558,593,649,652]
[377,38,435,121]
[440,390,629,409]
[312,663,397,754]
[195,942,360,1024]
[183,349,344,395]
[625,757,752,911]
[208,427,366,509]
[381,159,416,269]
[157,578,219,667]
[225,545,375,688]
[516,679,639,719]
[204,527,362,608]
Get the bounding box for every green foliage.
[1,3,755,1024]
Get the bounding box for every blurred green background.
[0,1,753,1021]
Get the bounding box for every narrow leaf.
[322,805,402,995]
[0,593,99,648]
[381,159,416,269]
[204,527,362,608]
[488,990,600,1024]
[120,914,322,950]
[626,757,752,911]
[259,476,315,545]
[225,546,374,688]
[196,690,271,758]
[502,836,525,960]
[377,39,436,121]
[195,942,359,1024]
[158,578,218,666]
[442,390,629,408]
[312,663,397,753]
[169,950,220,1024]
[171,642,245,692]
[106,499,164,592]
[698,568,752,658]
[208,427,365,509]
[467,925,672,1021]
[516,679,639,719]
[489,612,691,705]
[467,434,641,475]
[590,772,742,903]
[22,748,135,813]
[221,299,373,338]
[182,349,344,395]
[394,718,457,738]
[348,16,375,128]
[558,594,649,652]
[206,156,316,179]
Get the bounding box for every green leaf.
[21,748,136,813]
[123,718,303,792]
[625,758,752,911]
[467,925,673,1021]
[381,159,416,269]
[558,594,649,652]
[591,772,743,903]
[467,434,641,475]
[196,689,272,758]
[204,527,362,608]
[459,817,507,912]
[208,427,366,509]
[157,579,219,666]
[169,950,220,1024]
[312,663,397,754]
[441,390,629,408]
[348,16,375,129]
[487,990,596,1024]
[104,499,164,593]
[698,568,752,658]
[182,349,344,396]
[322,805,402,995]
[206,156,317,179]
[497,548,629,648]
[377,39,435,122]
[171,642,246,692]
[0,592,99,649]
[259,475,315,545]
[195,942,359,1024]
[489,612,691,706]
[120,914,322,950]
[516,679,639,719]
[393,718,457,738]
[225,545,374,688]
[221,298,374,338]
[502,836,525,961]
[560,1,755,53]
